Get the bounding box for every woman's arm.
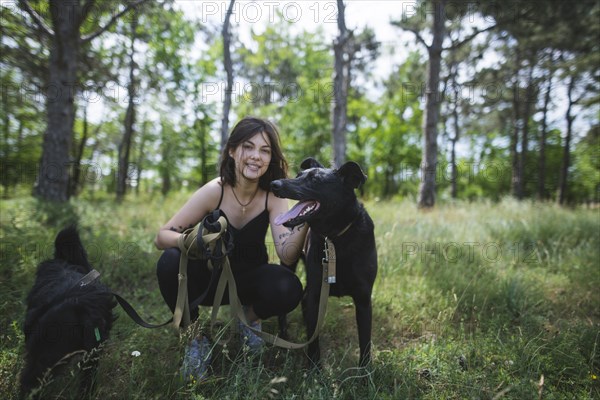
[154,178,222,250]
[269,194,309,266]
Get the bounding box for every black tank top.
[216,185,270,271]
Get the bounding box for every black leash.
[76,269,175,329]
[110,270,223,329]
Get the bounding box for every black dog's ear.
[336,161,367,189]
[300,157,324,170]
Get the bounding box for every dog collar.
[327,211,360,240]
[332,220,354,238]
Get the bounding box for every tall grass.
[1,195,598,399]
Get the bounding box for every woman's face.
[229,132,272,183]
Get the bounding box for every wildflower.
[592,374,597,380]
[131,350,141,357]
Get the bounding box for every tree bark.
[417,0,446,208]
[558,76,576,205]
[510,49,522,199]
[446,58,459,199]
[518,57,536,199]
[68,105,89,197]
[33,0,81,202]
[116,15,138,202]
[450,96,459,199]
[2,86,12,198]
[160,121,172,196]
[221,0,235,153]
[332,0,350,168]
[199,119,209,186]
[538,54,554,200]
[135,120,148,195]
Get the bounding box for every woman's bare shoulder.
[204,177,224,192]
[187,177,224,208]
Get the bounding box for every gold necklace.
[231,185,259,214]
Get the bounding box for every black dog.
[20,226,116,398]
[271,158,378,367]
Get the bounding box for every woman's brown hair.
[220,117,288,190]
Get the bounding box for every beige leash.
[174,214,334,349]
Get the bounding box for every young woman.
[155,117,307,381]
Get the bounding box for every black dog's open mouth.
[275,200,320,227]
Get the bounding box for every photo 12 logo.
[401,241,540,264]
[0,239,142,273]
[0,160,140,186]
[198,1,338,24]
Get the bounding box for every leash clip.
[322,238,336,284]
[79,269,100,287]
[322,238,329,268]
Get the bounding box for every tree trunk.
[538,57,554,200]
[449,61,459,199]
[135,120,148,195]
[161,164,171,196]
[417,0,446,208]
[558,76,576,205]
[450,102,459,199]
[160,121,172,196]
[332,0,349,168]
[510,50,522,199]
[2,90,11,198]
[68,105,89,197]
[518,58,536,199]
[221,0,235,153]
[117,16,138,202]
[199,119,209,186]
[33,0,81,202]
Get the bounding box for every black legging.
[156,248,303,322]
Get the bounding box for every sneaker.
[181,336,211,383]
[239,318,264,352]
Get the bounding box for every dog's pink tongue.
[274,201,312,225]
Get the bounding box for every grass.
[1,194,599,399]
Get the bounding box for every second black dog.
[271,158,378,367]
[20,226,116,399]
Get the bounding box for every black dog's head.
[271,157,366,228]
[53,225,93,273]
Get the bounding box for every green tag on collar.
[94,327,101,342]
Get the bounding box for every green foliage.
[236,22,333,168]
[356,51,425,198]
[0,66,44,198]
[1,196,598,399]
[571,125,600,203]
[2,2,599,203]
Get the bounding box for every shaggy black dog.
[20,226,116,399]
